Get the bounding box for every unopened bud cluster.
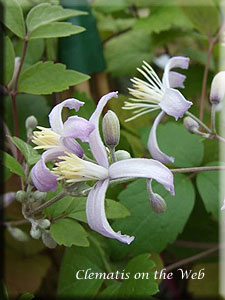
[26,115,38,140]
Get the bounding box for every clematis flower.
[31,98,95,192]
[53,92,175,244]
[123,56,192,164]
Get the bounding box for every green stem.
[211,104,217,133]
[110,147,117,163]
[27,191,66,216]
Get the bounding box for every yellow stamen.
[53,152,108,183]
[32,126,60,150]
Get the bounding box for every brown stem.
[103,28,132,44]
[199,38,215,122]
[11,93,19,137]
[10,38,28,137]
[213,134,225,144]
[166,246,218,272]
[2,219,28,227]
[174,240,218,249]
[171,165,225,173]
[13,38,28,94]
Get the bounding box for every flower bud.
[8,57,20,88]
[16,190,26,202]
[42,231,57,249]
[115,150,131,161]
[210,71,225,104]
[183,117,199,134]
[149,193,167,213]
[25,115,38,130]
[33,191,47,201]
[38,219,51,229]
[7,227,29,242]
[30,226,41,239]
[147,179,167,213]
[102,110,120,148]
[1,192,16,208]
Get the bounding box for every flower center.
[32,126,60,149]
[123,61,164,121]
[53,152,109,183]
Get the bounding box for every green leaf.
[10,137,41,165]
[0,281,8,300]
[92,0,130,13]
[108,94,152,136]
[0,151,25,179]
[167,196,218,260]
[181,0,220,37]
[98,283,121,298]
[57,240,105,297]
[196,162,221,220]
[18,293,34,300]
[18,61,90,95]
[68,198,130,223]
[134,6,193,33]
[2,0,25,38]
[118,254,159,297]
[4,94,50,141]
[104,30,152,77]
[3,36,15,85]
[45,194,130,222]
[15,39,45,65]
[109,174,195,258]
[140,122,204,167]
[26,3,87,32]
[121,130,144,157]
[50,218,89,247]
[29,22,85,40]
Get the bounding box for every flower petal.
[159,88,192,120]
[86,179,135,244]
[148,111,175,164]
[62,116,95,142]
[168,71,186,88]
[31,148,65,192]
[49,98,84,134]
[109,157,175,195]
[89,92,118,168]
[60,137,84,158]
[162,56,189,88]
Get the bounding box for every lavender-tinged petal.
[62,116,95,142]
[0,192,16,208]
[148,111,175,164]
[162,56,189,88]
[109,157,175,195]
[159,88,192,120]
[89,92,118,168]
[60,137,83,158]
[86,179,135,244]
[221,198,225,210]
[49,98,84,134]
[31,148,65,192]
[168,71,186,88]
